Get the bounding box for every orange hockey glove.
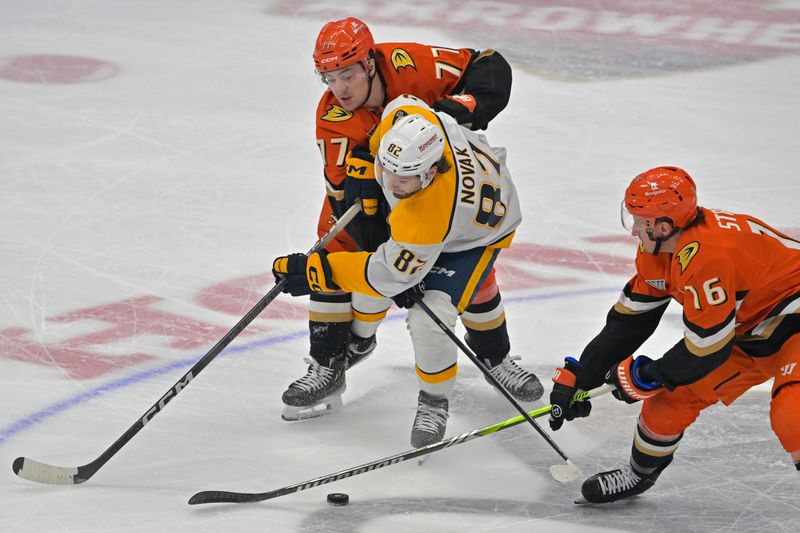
[606,355,663,404]
[433,94,477,126]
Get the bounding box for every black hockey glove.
[606,355,663,404]
[392,281,425,309]
[433,94,477,128]
[549,357,593,431]
[344,146,380,217]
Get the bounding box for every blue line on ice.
[0,286,618,444]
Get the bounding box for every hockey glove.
[606,355,662,404]
[433,94,477,128]
[549,357,593,431]
[272,251,340,297]
[344,146,380,217]
[392,281,425,309]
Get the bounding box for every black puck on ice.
[327,492,349,506]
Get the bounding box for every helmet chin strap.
[646,225,679,255]
[356,57,378,109]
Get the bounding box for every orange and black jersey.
[578,207,800,390]
[315,42,511,213]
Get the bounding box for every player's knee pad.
[407,290,458,350]
[351,293,391,339]
[407,291,458,396]
[770,382,800,468]
[461,292,509,364]
[640,386,707,436]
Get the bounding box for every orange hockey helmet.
[313,17,375,73]
[624,166,698,229]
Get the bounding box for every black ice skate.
[486,355,544,402]
[281,356,345,421]
[410,391,449,448]
[345,333,376,369]
[578,463,663,504]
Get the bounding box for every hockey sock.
[630,416,682,475]
[461,293,509,367]
[309,292,352,365]
[770,382,800,469]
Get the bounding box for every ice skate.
[578,463,664,504]
[281,356,345,421]
[486,355,544,401]
[345,333,376,369]
[410,391,449,448]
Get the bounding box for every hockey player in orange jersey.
[548,166,800,503]
[281,17,535,421]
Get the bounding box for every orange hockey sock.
[770,382,800,470]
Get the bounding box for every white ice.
[1,1,799,532]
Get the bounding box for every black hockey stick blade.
[189,491,259,505]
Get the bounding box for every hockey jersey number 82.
[327,95,522,298]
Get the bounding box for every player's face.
[383,169,423,199]
[631,215,659,253]
[320,64,370,111]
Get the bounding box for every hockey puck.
[326,492,349,506]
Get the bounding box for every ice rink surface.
[1,1,799,531]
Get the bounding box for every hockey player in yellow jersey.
[274,95,542,446]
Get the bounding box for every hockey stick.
[12,201,363,485]
[414,298,582,483]
[188,384,613,505]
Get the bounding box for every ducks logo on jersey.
[391,48,416,71]
[321,104,353,123]
[677,242,700,272]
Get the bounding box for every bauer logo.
[272,0,800,80]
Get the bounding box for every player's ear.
[426,165,438,180]
[365,56,376,75]
[658,220,675,237]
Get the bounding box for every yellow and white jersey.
[327,96,521,298]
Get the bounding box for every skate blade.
[281,396,343,421]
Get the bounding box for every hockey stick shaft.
[13,201,363,485]
[188,384,613,504]
[414,298,574,465]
